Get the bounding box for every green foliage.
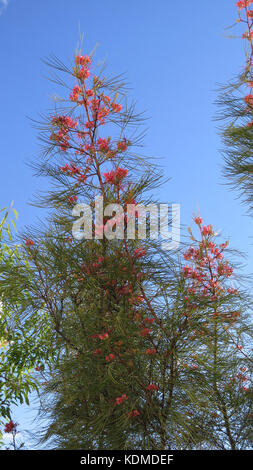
[0,205,56,425]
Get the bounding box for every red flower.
[243,30,253,39]
[245,94,253,106]
[115,393,128,405]
[236,0,253,8]
[97,137,110,153]
[105,353,115,362]
[194,216,203,226]
[75,55,91,66]
[139,327,151,337]
[98,332,109,340]
[111,102,122,113]
[4,420,17,433]
[86,89,94,97]
[145,348,157,355]
[201,225,213,236]
[117,139,128,152]
[133,247,146,259]
[93,349,102,356]
[68,195,77,204]
[69,85,81,102]
[25,239,34,247]
[146,383,159,391]
[143,318,154,325]
[51,115,78,129]
[129,409,140,418]
[104,168,128,185]
[85,121,95,129]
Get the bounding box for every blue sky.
[0,0,252,448]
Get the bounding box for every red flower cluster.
[51,115,78,151]
[117,139,128,152]
[146,384,159,391]
[105,353,115,362]
[69,85,81,102]
[25,238,34,247]
[245,94,253,106]
[115,393,128,405]
[236,0,253,8]
[68,195,77,204]
[60,163,88,185]
[4,420,16,433]
[128,409,140,418]
[74,55,91,83]
[97,137,110,153]
[145,348,157,355]
[139,327,151,337]
[133,247,146,259]
[104,167,128,186]
[93,349,102,356]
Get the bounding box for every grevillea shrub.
[0,45,252,449]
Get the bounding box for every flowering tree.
[1,44,252,449]
[181,217,252,449]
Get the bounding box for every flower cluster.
[115,393,128,405]
[4,420,17,433]
[104,168,128,186]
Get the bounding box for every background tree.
[217,0,253,211]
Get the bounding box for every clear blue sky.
[0,0,252,448]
